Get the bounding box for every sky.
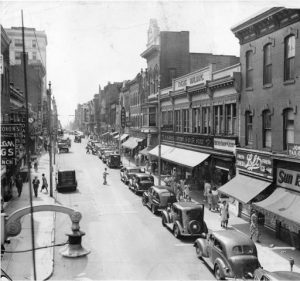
[1,0,300,127]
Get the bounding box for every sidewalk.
[1,152,56,281]
[123,155,300,273]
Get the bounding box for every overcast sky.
[2,0,299,126]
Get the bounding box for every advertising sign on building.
[162,132,213,147]
[236,149,273,179]
[288,144,300,158]
[1,123,25,144]
[121,107,126,129]
[0,54,3,74]
[214,138,236,152]
[277,168,300,192]
[1,136,16,165]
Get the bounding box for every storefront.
[218,148,274,219]
[122,136,146,157]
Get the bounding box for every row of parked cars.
[118,165,300,280]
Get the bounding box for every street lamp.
[158,75,161,186]
[47,82,53,197]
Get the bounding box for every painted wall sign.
[1,136,16,165]
[236,149,273,179]
[277,168,300,192]
[162,133,213,147]
[288,144,300,158]
[214,138,236,152]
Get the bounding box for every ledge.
[283,79,295,85]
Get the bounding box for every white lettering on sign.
[174,68,210,91]
[277,168,300,191]
[214,138,236,152]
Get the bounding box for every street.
[51,137,214,280]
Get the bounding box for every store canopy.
[139,147,153,156]
[218,174,271,204]
[122,137,143,150]
[120,134,129,142]
[101,132,110,137]
[113,134,120,139]
[253,188,300,230]
[148,145,210,169]
[110,132,119,137]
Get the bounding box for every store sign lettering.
[174,69,210,91]
[277,168,300,191]
[162,133,213,147]
[214,138,236,152]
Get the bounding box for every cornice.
[140,45,160,59]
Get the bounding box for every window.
[246,51,253,88]
[263,44,272,84]
[192,108,201,133]
[32,40,37,48]
[15,51,22,60]
[32,52,37,60]
[202,107,211,134]
[283,109,294,150]
[168,111,173,126]
[149,107,156,126]
[182,109,189,133]
[284,35,295,81]
[262,110,272,148]
[174,110,181,132]
[15,39,22,47]
[225,104,237,135]
[162,111,168,126]
[245,111,253,146]
[214,105,223,134]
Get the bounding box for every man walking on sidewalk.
[250,210,261,243]
[32,176,40,197]
[15,174,23,197]
[41,174,48,193]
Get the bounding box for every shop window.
[263,44,272,85]
[284,35,295,81]
[214,105,223,135]
[283,108,294,150]
[262,110,272,148]
[175,110,181,132]
[182,109,189,133]
[245,111,253,146]
[246,51,253,88]
[202,107,211,134]
[192,108,201,133]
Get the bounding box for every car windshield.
[185,209,202,221]
[232,245,254,255]
[140,176,153,181]
[129,169,140,173]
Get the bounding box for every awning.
[122,137,143,150]
[218,174,271,204]
[120,134,129,142]
[110,132,118,137]
[139,147,153,156]
[101,132,110,137]
[148,145,210,169]
[253,188,300,231]
[113,134,120,139]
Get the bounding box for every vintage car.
[57,141,69,153]
[102,150,115,163]
[74,135,81,143]
[194,230,260,280]
[98,147,115,159]
[254,267,300,281]
[142,185,177,214]
[56,170,77,192]
[129,173,154,194]
[120,166,145,184]
[161,201,208,239]
[106,153,121,168]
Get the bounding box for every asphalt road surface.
[51,136,214,280]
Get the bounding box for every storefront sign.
[277,168,300,192]
[1,137,16,165]
[288,144,300,158]
[174,67,211,91]
[236,149,273,179]
[1,123,25,144]
[214,138,236,152]
[162,133,213,147]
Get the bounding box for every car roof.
[173,202,203,209]
[211,230,255,246]
[152,185,172,193]
[126,167,141,171]
[134,173,151,177]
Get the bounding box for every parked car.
[56,170,77,192]
[194,230,260,280]
[142,185,177,214]
[102,150,115,163]
[161,201,208,239]
[129,173,154,194]
[99,147,115,159]
[106,153,121,168]
[120,166,145,184]
[74,135,81,143]
[58,141,69,153]
[254,267,300,281]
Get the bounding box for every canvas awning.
[120,134,129,142]
[101,132,110,137]
[122,137,144,150]
[218,174,271,204]
[110,132,118,137]
[253,188,300,231]
[113,134,120,139]
[148,145,210,169]
[139,147,153,156]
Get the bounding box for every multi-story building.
[220,7,300,249]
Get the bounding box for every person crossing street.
[103,168,109,185]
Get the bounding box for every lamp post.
[158,75,161,186]
[47,82,53,197]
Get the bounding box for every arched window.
[263,44,272,85]
[245,111,253,146]
[283,108,294,150]
[262,110,272,148]
[246,51,253,88]
[284,35,295,81]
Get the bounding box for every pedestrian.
[32,176,40,197]
[33,160,38,172]
[207,189,213,211]
[41,174,48,193]
[211,187,219,211]
[183,184,191,201]
[220,201,229,228]
[250,210,260,242]
[15,174,23,197]
[204,182,211,202]
[103,168,109,185]
[145,158,149,172]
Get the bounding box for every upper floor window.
[225,104,237,135]
[246,51,253,88]
[15,39,22,47]
[263,44,272,85]
[202,107,211,134]
[283,108,294,150]
[245,111,253,146]
[182,109,189,133]
[149,107,156,127]
[32,52,37,60]
[174,110,181,132]
[32,40,37,48]
[15,51,22,60]
[192,108,201,133]
[262,110,272,148]
[214,105,223,135]
[284,35,295,81]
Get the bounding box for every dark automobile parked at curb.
[74,135,81,143]
[56,170,77,192]
[142,185,176,214]
[129,173,154,194]
[106,153,121,168]
[161,201,208,239]
[194,230,260,280]
[120,166,145,185]
[254,267,300,280]
[58,142,69,153]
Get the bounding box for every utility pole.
[158,75,161,186]
[47,82,53,197]
[21,10,37,280]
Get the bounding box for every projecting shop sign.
[277,168,300,192]
[1,137,16,165]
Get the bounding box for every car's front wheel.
[214,264,225,280]
[173,225,181,239]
